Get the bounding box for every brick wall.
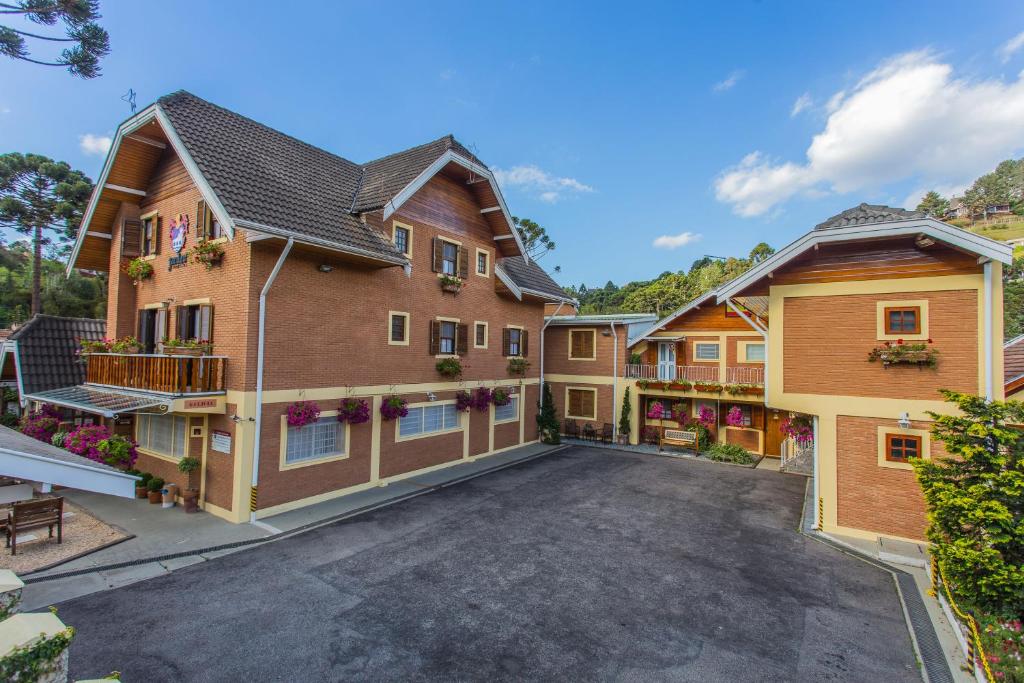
[543,324,626,376]
[835,415,945,540]
[545,380,614,431]
[204,410,235,511]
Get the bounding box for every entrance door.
[764,408,785,457]
[657,342,676,380]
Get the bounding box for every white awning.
[24,386,171,418]
[0,426,138,498]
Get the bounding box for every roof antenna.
[122,88,137,115]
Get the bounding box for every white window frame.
[135,413,188,461]
[494,395,519,424]
[396,400,461,442]
[693,342,720,362]
[279,411,349,470]
[742,342,765,363]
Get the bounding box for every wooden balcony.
[624,364,764,386]
[85,354,227,395]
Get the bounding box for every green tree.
[618,386,632,438]
[512,216,555,261]
[1006,251,1024,340]
[0,153,92,314]
[912,391,1024,616]
[0,0,110,78]
[537,382,560,444]
[748,242,776,264]
[916,190,949,217]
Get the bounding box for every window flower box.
[125,257,153,284]
[694,382,723,393]
[158,339,212,356]
[439,274,463,293]
[191,239,225,270]
[867,340,939,368]
[507,357,530,377]
[436,357,463,378]
[668,381,693,391]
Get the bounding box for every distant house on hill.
[944,197,1014,222]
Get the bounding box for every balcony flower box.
[867,340,939,368]
[667,381,693,391]
[439,274,463,293]
[694,382,723,393]
[158,340,212,357]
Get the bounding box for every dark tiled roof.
[1006,335,1024,383]
[9,315,104,394]
[0,424,121,472]
[497,257,569,301]
[815,203,926,230]
[353,135,485,213]
[158,91,405,262]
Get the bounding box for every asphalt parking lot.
[58,446,919,681]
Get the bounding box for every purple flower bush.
[287,401,321,428]
[726,406,745,427]
[65,424,138,469]
[697,405,716,428]
[471,387,492,411]
[19,404,62,443]
[337,398,370,424]
[380,396,408,421]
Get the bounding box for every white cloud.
[999,31,1024,63]
[713,70,744,92]
[79,133,112,156]
[440,68,455,80]
[790,92,813,117]
[652,231,702,250]
[492,164,594,202]
[714,50,1024,216]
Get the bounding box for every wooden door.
[763,408,785,457]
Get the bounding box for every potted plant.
[439,274,463,293]
[492,387,512,407]
[867,339,939,368]
[286,400,320,428]
[158,338,213,356]
[134,472,152,499]
[380,395,408,421]
[455,390,473,412]
[147,477,165,504]
[109,336,141,354]
[125,257,154,284]
[178,456,201,513]
[436,357,463,378]
[337,398,370,424]
[507,357,529,377]
[191,239,225,269]
[78,338,111,355]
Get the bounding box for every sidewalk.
[20,442,559,611]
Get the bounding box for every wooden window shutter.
[151,216,160,255]
[121,219,142,257]
[196,200,207,241]
[569,390,582,417]
[429,321,441,355]
[502,328,511,357]
[456,324,468,355]
[431,238,443,273]
[520,330,529,357]
[155,308,168,344]
[458,246,469,279]
[198,305,214,342]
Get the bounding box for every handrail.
[623,364,765,385]
[84,354,226,394]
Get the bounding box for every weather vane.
[122,88,137,114]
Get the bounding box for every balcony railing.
[85,353,227,395]
[624,364,764,386]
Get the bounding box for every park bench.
[5,497,63,556]
[660,429,699,452]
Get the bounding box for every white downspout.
[539,301,567,407]
[984,260,994,401]
[610,322,619,440]
[250,238,293,522]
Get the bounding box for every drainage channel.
[23,445,570,585]
[799,481,953,683]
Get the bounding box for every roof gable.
[10,315,105,395]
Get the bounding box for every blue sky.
[2,0,1024,288]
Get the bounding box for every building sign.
[183,398,217,409]
[168,213,190,270]
[211,429,232,454]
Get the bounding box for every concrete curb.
[22,444,570,585]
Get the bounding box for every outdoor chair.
[563,419,580,439]
[5,496,63,556]
[581,423,596,441]
[600,423,614,443]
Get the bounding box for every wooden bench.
[660,429,699,452]
[6,497,63,556]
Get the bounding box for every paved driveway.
[58,447,918,682]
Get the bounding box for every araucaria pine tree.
[912,391,1024,616]
[537,382,560,444]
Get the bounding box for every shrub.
[138,472,153,487]
[177,456,201,474]
[337,398,370,424]
[19,404,61,443]
[682,420,712,452]
[286,401,320,428]
[147,477,165,492]
[705,442,756,464]
[697,405,716,428]
[618,387,632,437]
[640,426,660,445]
[537,383,559,444]
[51,431,69,448]
[0,412,18,428]
[913,391,1024,617]
[191,239,225,270]
[65,425,138,469]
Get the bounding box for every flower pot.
[159,344,208,357]
[182,488,200,513]
[441,283,462,293]
[161,483,179,508]
[135,485,148,499]
[147,490,162,504]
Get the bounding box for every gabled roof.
[815,203,925,230]
[1005,334,1024,386]
[9,315,104,395]
[627,289,721,347]
[716,210,1013,302]
[495,257,573,303]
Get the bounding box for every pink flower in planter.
[697,405,716,428]
[726,406,744,427]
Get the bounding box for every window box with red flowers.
[868,339,939,368]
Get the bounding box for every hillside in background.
[0,242,106,328]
